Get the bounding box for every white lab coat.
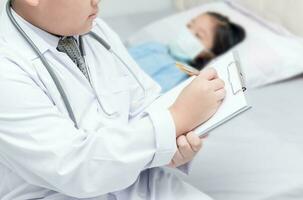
[0,8,212,200]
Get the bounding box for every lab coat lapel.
[53,50,95,92]
[82,35,129,117]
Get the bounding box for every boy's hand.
[168,132,204,168]
[169,68,225,137]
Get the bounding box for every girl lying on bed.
[129,12,246,92]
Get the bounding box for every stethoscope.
[6,0,146,128]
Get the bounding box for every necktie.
[57,36,90,82]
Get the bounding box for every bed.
[183,75,303,200]
[122,0,303,199]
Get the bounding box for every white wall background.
[99,0,173,17]
[0,0,173,17]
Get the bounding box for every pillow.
[127,1,303,89]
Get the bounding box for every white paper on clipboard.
[151,51,251,137]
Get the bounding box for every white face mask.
[168,26,206,62]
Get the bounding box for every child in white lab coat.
[0,0,225,199]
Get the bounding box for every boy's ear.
[24,0,40,6]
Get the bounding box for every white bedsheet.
[180,76,303,200]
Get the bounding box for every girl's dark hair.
[190,12,246,70]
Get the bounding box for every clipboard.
[228,50,246,94]
[175,51,247,94]
[152,51,251,137]
[194,50,251,136]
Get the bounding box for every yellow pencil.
[175,62,200,76]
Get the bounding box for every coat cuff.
[177,162,193,175]
[146,108,177,168]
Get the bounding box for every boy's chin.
[61,29,92,37]
[76,23,94,35]
[56,22,94,36]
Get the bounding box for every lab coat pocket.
[98,76,131,123]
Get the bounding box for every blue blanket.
[128,42,188,93]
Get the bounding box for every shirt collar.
[0,7,76,60]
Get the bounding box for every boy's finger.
[186,132,202,152]
[199,68,218,80]
[177,135,195,158]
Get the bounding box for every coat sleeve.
[0,55,177,198]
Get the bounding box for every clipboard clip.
[227,51,247,95]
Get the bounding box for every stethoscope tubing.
[6,0,79,128]
[6,0,146,128]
